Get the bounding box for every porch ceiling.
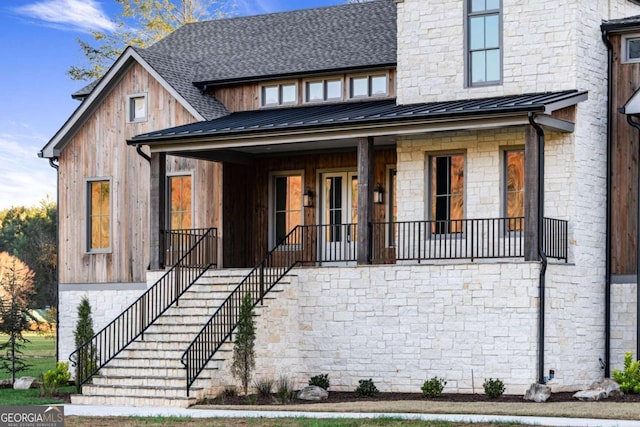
[128,90,587,156]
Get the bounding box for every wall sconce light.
[374,184,384,204]
[303,188,314,207]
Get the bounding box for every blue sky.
[0,0,343,210]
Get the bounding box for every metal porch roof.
[129,90,587,145]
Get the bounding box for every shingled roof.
[144,0,397,86]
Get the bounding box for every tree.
[69,0,234,81]
[231,292,256,396]
[0,199,57,308]
[73,296,96,390]
[0,252,35,385]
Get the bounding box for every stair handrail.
[69,227,218,391]
[180,224,309,396]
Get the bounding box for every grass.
[0,331,57,381]
[0,386,73,405]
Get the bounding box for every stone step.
[92,374,212,388]
[71,393,198,408]
[81,384,202,399]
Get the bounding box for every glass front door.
[321,172,357,262]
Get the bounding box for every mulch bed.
[205,391,640,405]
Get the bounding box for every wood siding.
[59,62,222,284]
[222,149,396,267]
[611,34,640,275]
[212,69,397,113]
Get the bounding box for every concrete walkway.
[63,404,640,427]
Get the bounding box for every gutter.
[626,114,640,360]
[528,112,548,385]
[601,27,613,377]
[135,144,151,163]
[47,157,60,363]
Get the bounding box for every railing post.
[470,220,475,261]
[140,294,145,341]
[260,264,265,305]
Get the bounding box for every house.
[38,0,640,407]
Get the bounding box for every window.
[467,0,501,86]
[168,175,192,229]
[273,175,302,244]
[429,154,464,233]
[504,150,524,231]
[261,83,297,107]
[128,94,147,122]
[623,35,640,63]
[87,179,111,251]
[349,74,388,98]
[305,79,342,102]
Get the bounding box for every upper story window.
[305,79,342,103]
[349,74,388,99]
[168,174,192,229]
[128,93,147,122]
[261,83,297,107]
[87,178,111,252]
[623,35,640,63]
[467,0,502,86]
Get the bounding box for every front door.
[321,172,357,262]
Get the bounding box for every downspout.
[602,27,613,377]
[626,114,640,360]
[528,112,548,384]
[47,157,59,363]
[136,144,151,163]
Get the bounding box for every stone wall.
[611,282,638,371]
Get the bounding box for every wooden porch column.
[357,137,374,265]
[524,125,540,261]
[150,152,166,270]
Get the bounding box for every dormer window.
[349,74,388,99]
[261,83,297,107]
[305,79,342,103]
[128,93,147,122]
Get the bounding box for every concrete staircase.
[71,269,285,407]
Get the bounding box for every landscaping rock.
[523,383,551,402]
[13,377,36,390]
[0,379,12,388]
[573,378,622,401]
[297,385,328,401]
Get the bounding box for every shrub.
[277,374,294,404]
[355,378,379,397]
[309,373,330,390]
[216,385,237,404]
[421,376,447,398]
[483,378,505,398]
[231,292,256,396]
[74,296,97,389]
[253,377,275,397]
[613,352,640,394]
[40,362,71,397]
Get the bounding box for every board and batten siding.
[58,61,221,284]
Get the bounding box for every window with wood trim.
[429,154,465,234]
[504,149,524,231]
[87,179,111,251]
[305,79,342,102]
[168,175,192,229]
[467,0,501,86]
[273,174,302,244]
[349,74,388,98]
[128,93,147,122]
[261,83,297,107]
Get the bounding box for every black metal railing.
[543,217,568,262]
[164,228,214,266]
[371,217,568,263]
[69,228,218,391]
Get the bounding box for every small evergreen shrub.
[253,377,275,397]
[421,376,447,398]
[355,378,379,397]
[40,362,71,397]
[277,374,294,404]
[613,352,640,394]
[309,373,330,390]
[483,378,505,398]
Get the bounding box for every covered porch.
[129,91,585,270]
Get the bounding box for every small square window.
[281,84,297,104]
[260,83,298,107]
[128,94,147,122]
[351,77,369,98]
[304,79,343,103]
[326,80,342,99]
[626,37,640,63]
[262,86,279,106]
[371,75,387,95]
[306,81,324,101]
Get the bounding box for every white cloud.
[0,132,56,210]
[15,0,116,33]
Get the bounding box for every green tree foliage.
[68,0,235,81]
[0,199,57,308]
[231,292,255,396]
[0,252,35,385]
[73,296,97,388]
